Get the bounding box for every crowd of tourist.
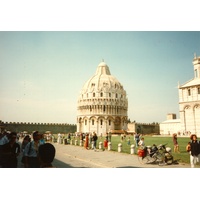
[1,130,200,168]
[0,130,56,168]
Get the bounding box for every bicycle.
[137,144,173,166]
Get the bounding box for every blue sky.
[0,31,200,124]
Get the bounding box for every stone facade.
[0,120,76,134]
[178,54,200,136]
[77,61,128,135]
[159,118,181,135]
[160,54,200,136]
[127,122,160,135]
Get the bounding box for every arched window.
[100,92,103,97]
[109,93,111,97]
[93,93,95,97]
[100,119,103,125]
[85,120,87,125]
[92,119,94,125]
[198,87,200,94]
[116,93,118,98]
[188,89,191,96]
[195,69,198,78]
[109,120,111,126]
[103,105,106,112]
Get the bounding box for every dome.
[78,61,127,99]
[77,61,128,135]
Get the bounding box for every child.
[186,142,191,152]
[127,137,130,145]
[138,137,145,147]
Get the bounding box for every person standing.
[38,143,56,168]
[84,133,89,149]
[92,132,98,151]
[39,133,45,145]
[172,133,180,153]
[134,133,140,147]
[127,137,131,145]
[57,133,62,144]
[108,132,112,142]
[189,134,200,168]
[104,133,108,149]
[1,132,20,168]
[21,135,31,152]
[24,131,41,168]
[0,131,10,145]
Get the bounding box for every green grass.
[53,134,191,164]
[99,135,191,164]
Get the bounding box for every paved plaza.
[21,142,192,168]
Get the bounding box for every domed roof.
[79,61,127,97]
[95,61,111,75]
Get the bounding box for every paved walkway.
[17,139,195,168]
[50,142,192,168]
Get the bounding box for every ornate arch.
[78,117,83,123]
[89,116,97,121]
[97,116,106,121]
[193,104,200,110]
[184,105,191,110]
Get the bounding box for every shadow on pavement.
[52,158,74,168]
[117,166,140,168]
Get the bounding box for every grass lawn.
[53,134,191,164]
[97,135,191,164]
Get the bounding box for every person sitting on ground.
[38,143,56,168]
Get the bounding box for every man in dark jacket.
[1,132,20,168]
[189,134,200,168]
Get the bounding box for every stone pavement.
[50,142,192,168]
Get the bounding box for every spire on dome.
[95,61,111,75]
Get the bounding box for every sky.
[1,31,200,124]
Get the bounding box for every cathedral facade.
[77,61,128,136]
[178,54,200,135]
[160,54,200,136]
